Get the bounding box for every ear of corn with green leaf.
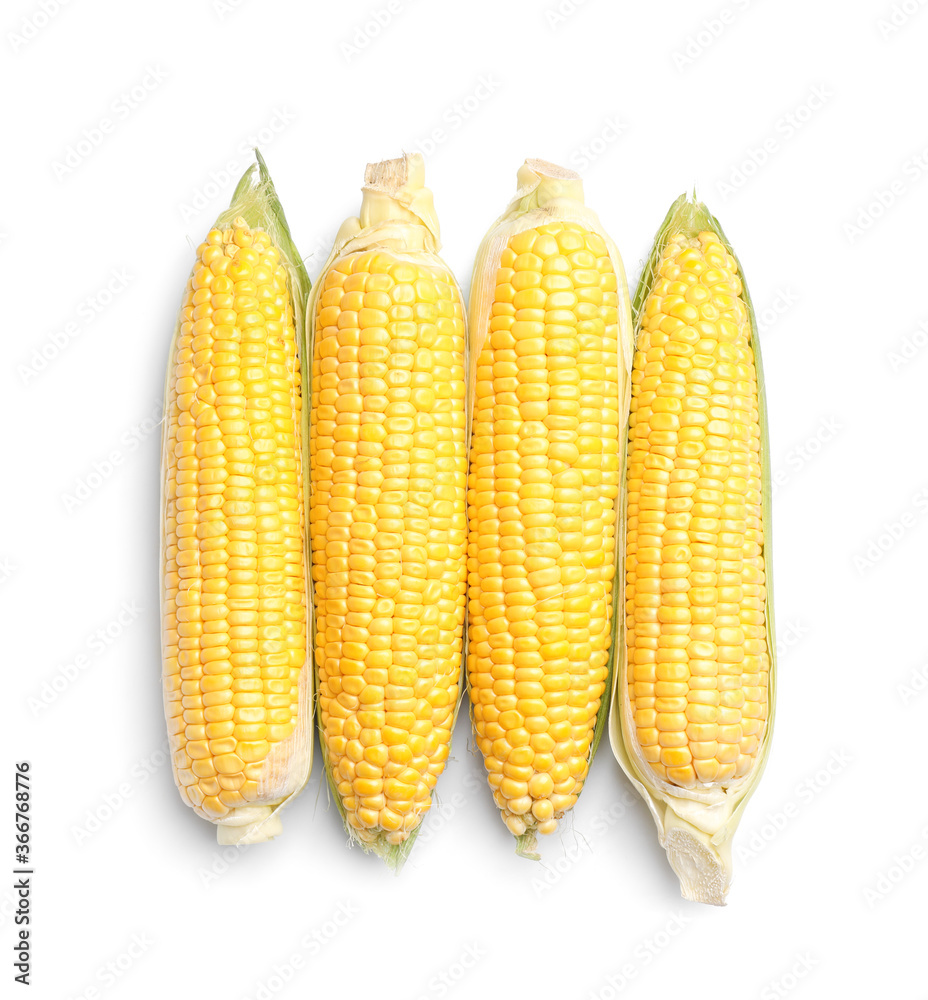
[609,193,776,904]
[160,152,313,845]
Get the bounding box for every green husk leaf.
[608,192,776,904]
[218,149,312,309]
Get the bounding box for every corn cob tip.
[215,807,284,846]
[662,191,714,235]
[213,153,309,302]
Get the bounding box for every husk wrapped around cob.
[160,151,313,845]
[466,160,635,858]
[307,154,468,868]
[609,194,776,904]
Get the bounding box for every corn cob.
[308,154,467,865]
[609,194,775,904]
[467,160,633,855]
[160,152,312,845]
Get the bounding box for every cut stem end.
[216,807,283,845]
[515,829,540,861]
[661,816,732,906]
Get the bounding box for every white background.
[4,0,926,997]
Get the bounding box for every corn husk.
[305,153,468,869]
[160,151,313,845]
[608,193,777,904]
[468,160,635,858]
